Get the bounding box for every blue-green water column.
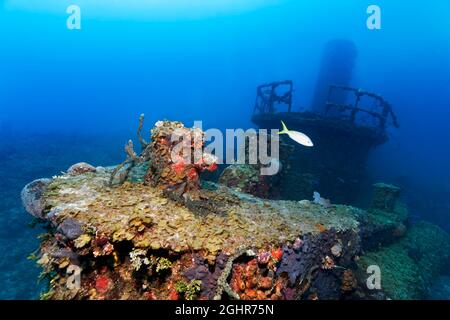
[311,39,358,113]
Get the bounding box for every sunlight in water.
[4,0,287,19]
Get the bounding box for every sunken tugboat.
[22,115,450,301]
[22,116,390,301]
[250,81,399,204]
[20,38,450,301]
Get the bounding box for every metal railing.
[253,80,293,114]
[325,85,399,130]
[252,81,399,131]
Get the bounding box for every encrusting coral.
[21,116,449,301]
[358,221,450,300]
[175,279,202,300]
[370,183,401,212]
[218,138,293,199]
[143,120,218,201]
[110,115,218,203]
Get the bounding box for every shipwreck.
[21,40,449,301]
[251,81,399,203]
[22,116,449,301]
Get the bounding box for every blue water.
[0,0,449,299]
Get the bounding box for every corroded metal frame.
[325,85,399,130]
[253,80,293,115]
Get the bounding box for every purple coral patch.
[184,253,229,299]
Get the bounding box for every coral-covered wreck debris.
[110,116,218,202]
[22,116,450,300]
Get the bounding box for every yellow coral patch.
[74,234,91,248]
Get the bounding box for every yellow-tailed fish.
[278,121,314,147]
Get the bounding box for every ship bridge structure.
[251,80,399,204]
